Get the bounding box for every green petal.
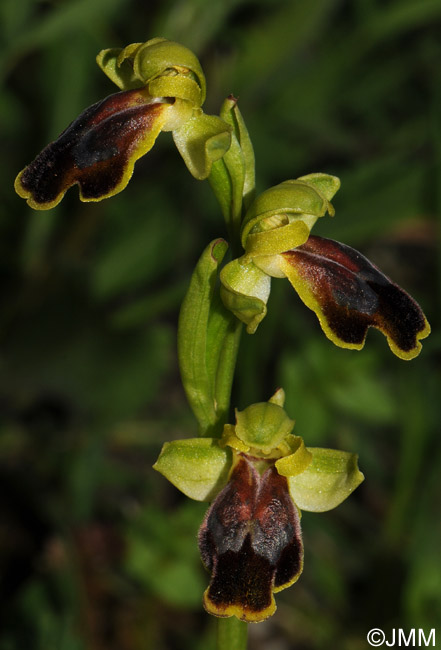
[287,448,364,512]
[148,75,202,106]
[173,113,232,180]
[220,257,270,333]
[96,45,144,90]
[153,438,232,501]
[275,436,312,477]
[245,219,312,257]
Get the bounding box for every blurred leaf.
[91,190,181,299]
[1,0,130,78]
[125,502,206,608]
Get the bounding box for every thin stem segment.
[216,617,248,650]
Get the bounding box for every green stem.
[213,318,242,429]
[217,617,248,650]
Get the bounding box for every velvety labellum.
[282,235,430,360]
[198,455,303,622]
[15,89,172,209]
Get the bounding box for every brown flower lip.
[282,235,431,359]
[198,455,303,623]
[15,88,173,209]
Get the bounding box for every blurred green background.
[1,0,440,648]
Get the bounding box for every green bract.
[208,96,256,242]
[177,239,241,437]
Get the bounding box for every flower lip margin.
[280,235,431,360]
[14,89,176,210]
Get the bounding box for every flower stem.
[213,317,242,430]
[216,617,248,650]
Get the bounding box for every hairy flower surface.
[154,390,364,622]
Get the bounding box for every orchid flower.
[220,174,430,360]
[14,37,231,210]
[154,389,364,623]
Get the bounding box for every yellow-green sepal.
[173,113,232,180]
[133,38,206,104]
[287,448,364,512]
[153,438,232,501]
[235,401,295,455]
[296,173,340,204]
[220,257,270,333]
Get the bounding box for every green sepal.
[287,448,364,512]
[96,46,144,90]
[173,113,232,180]
[178,239,239,436]
[153,438,232,501]
[241,179,335,250]
[235,402,295,455]
[275,435,312,476]
[220,257,270,334]
[133,38,206,103]
[297,173,340,203]
[97,38,207,104]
